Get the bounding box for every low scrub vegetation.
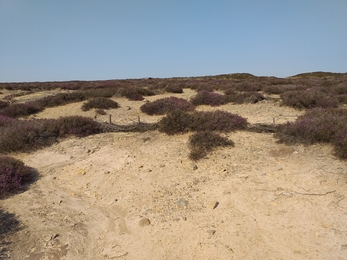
[0,156,33,197]
[82,98,119,111]
[275,108,347,159]
[281,88,338,109]
[189,131,234,161]
[190,90,226,106]
[165,85,183,93]
[225,91,265,104]
[0,116,103,153]
[159,110,247,135]
[140,97,195,115]
[0,100,9,109]
[0,102,43,118]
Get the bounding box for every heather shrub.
[0,100,9,109]
[0,156,32,197]
[196,85,215,92]
[165,85,183,93]
[37,92,86,108]
[158,110,193,135]
[56,116,103,137]
[0,115,15,128]
[263,85,284,94]
[190,90,226,106]
[235,82,262,92]
[0,102,43,118]
[120,87,144,101]
[84,88,119,98]
[0,116,103,153]
[225,91,265,104]
[281,88,338,109]
[189,131,234,161]
[159,110,247,135]
[337,94,347,105]
[275,108,347,159]
[95,109,107,115]
[82,98,119,111]
[140,97,195,115]
[135,87,155,96]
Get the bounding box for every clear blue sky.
[1,0,346,82]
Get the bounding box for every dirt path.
[1,91,347,259]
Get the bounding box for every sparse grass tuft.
[140,97,195,115]
[189,131,234,161]
[82,98,119,111]
[0,156,33,197]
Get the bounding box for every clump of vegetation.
[225,91,265,104]
[158,110,247,135]
[95,109,107,115]
[0,115,15,127]
[190,90,226,106]
[0,102,43,118]
[0,116,103,153]
[37,92,86,108]
[280,88,338,109]
[0,100,9,109]
[82,97,119,111]
[0,156,33,197]
[165,84,183,93]
[235,82,262,92]
[189,131,234,161]
[135,87,156,96]
[120,87,144,101]
[140,97,195,115]
[275,108,347,159]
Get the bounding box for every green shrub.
[82,98,119,111]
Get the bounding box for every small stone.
[208,201,219,209]
[207,230,216,235]
[282,192,292,197]
[176,198,188,207]
[159,164,165,168]
[276,166,283,171]
[293,151,299,154]
[104,171,110,174]
[190,163,198,170]
[182,217,187,221]
[223,190,231,195]
[139,218,151,227]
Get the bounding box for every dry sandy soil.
[1,89,347,260]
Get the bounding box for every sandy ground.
[1,89,347,260]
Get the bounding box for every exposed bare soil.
[1,89,347,260]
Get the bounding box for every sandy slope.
[1,90,347,260]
